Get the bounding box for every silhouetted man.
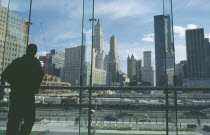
[1,44,44,135]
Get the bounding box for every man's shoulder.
[12,57,22,64]
[33,57,41,64]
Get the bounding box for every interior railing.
[1,86,210,135]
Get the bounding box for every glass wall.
[1,0,210,135]
[80,0,94,134]
[3,0,31,71]
[0,0,31,134]
[30,0,83,134]
[173,0,210,135]
[163,0,177,134]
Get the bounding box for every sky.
[6,0,210,73]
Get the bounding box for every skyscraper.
[108,35,121,85]
[62,46,82,85]
[186,28,208,79]
[144,51,152,67]
[142,51,154,86]
[154,15,175,86]
[93,19,106,70]
[0,2,29,74]
[205,38,210,77]
[183,29,210,87]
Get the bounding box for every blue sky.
[7,0,210,73]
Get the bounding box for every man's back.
[2,54,44,96]
[2,44,44,135]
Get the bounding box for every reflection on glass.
[0,0,31,133]
[0,0,31,99]
[3,0,31,70]
[80,0,93,134]
[163,0,177,134]
[0,0,9,100]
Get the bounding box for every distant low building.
[119,73,130,86]
[183,78,210,88]
[127,54,142,86]
[39,49,65,77]
[175,60,187,86]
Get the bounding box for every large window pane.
[30,0,83,134]
[174,0,210,135]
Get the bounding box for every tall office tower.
[142,51,154,86]
[186,28,208,79]
[205,38,210,77]
[0,3,29,74]
[0,3,7,73]
[108,35,121,85]
[39,49,65,77]
[62,46,106,86]
[127,54,142,86]
[154,15,175,86]
[93,19,106,70]
[183,29,210,87]
[63,46,83,85]
[144,51,152,67]
[93,19,104,52]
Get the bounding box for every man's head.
[26,44,37,57]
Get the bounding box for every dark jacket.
[1,54,44,96]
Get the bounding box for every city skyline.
[4,0,210,73]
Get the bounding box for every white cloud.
[95,0,153,20]
[187,24,197,29]
[206,33,210,39]
[173,26,186,37]
[38,51,48,56]
[174,24,198,37]
[142,33,154,42]
[174,44,186,63]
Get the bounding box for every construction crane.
[40,22,49,74]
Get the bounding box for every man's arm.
[34,59,44,94]
[1,60,18,84]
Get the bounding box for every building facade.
[186,28,208,79]
[183,28,210,87]
[39,49,65,77]
[93,19,107,70]
[175,60,187,86]
[206,38,210,77]
[62,46,82,85]
[62,45,107,86]
[108,35,121,85]
[0,2,29,74]
[141,51,154,86]
[127,54,142,86]
[154,15,175,86]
